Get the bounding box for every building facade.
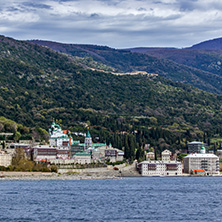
[161,149,171,161]
[73,152,91,164]
[146,152,155,160]
[187,141,207,154]
[137,149,182,176]
[84,131,92,149]
[138,160,182,176]
[105,148,124,163]
[183,153,219,175]
[49,121,72,148]
[32,145,69,161]
[70,131,124,163]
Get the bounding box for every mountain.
[30,40,222,94]
[128,39,222,91]
[3,35,222,157]
[129,47,222,76]
[190,37,222,50]
[1,35,222,137]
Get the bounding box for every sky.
[0,0,222,48]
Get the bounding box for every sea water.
[0,177,222,222]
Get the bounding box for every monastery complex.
[0,123,221,176]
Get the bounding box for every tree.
[213,143,217,154]
[11,148,26,168]
[32,128,48,142]
[14,131,21,142]
[16,160,35,172]
[0,123,3,132]
[177,153,187,162]
[12,123,17,133]
[136,147,144,162]
[11,148,35,171]
[207,138,211,146]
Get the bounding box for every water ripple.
[0,177,222,221]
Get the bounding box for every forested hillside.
[31,40,222,94]
[1,36,222,158]
[130,47,222,79]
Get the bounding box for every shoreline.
[0,175,120,181]
[0,171,221,181]
[0,171,123,181]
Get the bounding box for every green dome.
[200,145,206,154]
[55,124,61,129]
[86,130,91,138]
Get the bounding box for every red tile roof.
[192,169,205,172]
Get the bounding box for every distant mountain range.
[30,37,222,94]
[190,37,222,49]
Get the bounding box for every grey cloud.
[152,1,163,4]
[6,7,21,12]
[22,2,52,9]
[178,0,197,12]
[90,13,100,18]
[0,0,222,49]
[138,7,147,11]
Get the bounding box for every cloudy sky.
[0,0,222,48]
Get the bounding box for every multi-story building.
[70,141,85,156]
[105,147,124,163]
[70,132,125,163]
[183,153,219,175]
[187,141,207,154]
[137,149,182,176]
[73,152,91,164]
[161,149,171,161]
[49,121,72,148]
[70,130,106,156]
[32,145,69,161]
[138,160,182,176]
[146,152,155,160]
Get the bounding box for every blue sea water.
[0,177,222,222]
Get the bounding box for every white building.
[161,149,171,161]
[146,152,155,160]
[137,149,182,176]
[104,144,124,163]
[73,152,91,164]
[49,122,72,148]
[138,160,182,176]
[84,131,93,149]
[183,153,219,175]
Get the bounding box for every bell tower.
[84,130,92,150]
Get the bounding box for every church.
[49,121,73,148]
[48,121,124,163]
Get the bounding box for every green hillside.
[31,40,222,94]
[130,47,222,78]
[1,36,222,157]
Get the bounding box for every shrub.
[50,165,58,173]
